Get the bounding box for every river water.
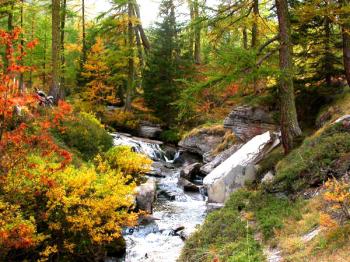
[111,133,207,262]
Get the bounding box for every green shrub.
[54,112,113,160]
[160,129,181,144]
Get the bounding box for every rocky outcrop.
[136,178,157,213]
[178,126,227,156]
[203,131,280,203]
[224,105,278,141]
[138,121,163,139]
[200,144,243,175]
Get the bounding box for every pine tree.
[143,0,192,124]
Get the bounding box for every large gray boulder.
[136,178,157,213]
[178,126,227,156]
[203,131,280,203]
[200,143,243,175]
[224,105,278,141]
[138,121,163,139]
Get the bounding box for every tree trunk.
[132,1,150,51]
[341,0,350,86]
[19,0,25,93]
[81,0,87,65]
[188,0,194,58]
[60,0,67,96]
[324,16,333,87]
[251,0,259,48]
[49,0,61,101]
[243,27,248,49]
[125,0,135,111]
[194,0,201,64]
[276,0,302,154]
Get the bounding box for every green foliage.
[160,129,181,144]
[143,0,193,124]
[257,146,284,179]
[274,123,350,192]
[54,112,113,160]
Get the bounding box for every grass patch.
[180,189,303,261]
[274,123,350,192]
[182,124,226,139]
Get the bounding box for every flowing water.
[112,133,207,262]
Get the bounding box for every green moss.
[257,146,284,179]
[274,123,350,192]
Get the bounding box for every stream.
[111,133,207,262]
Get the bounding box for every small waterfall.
[111,133,177,162]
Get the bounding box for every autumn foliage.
[0,29,145,261]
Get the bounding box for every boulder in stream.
[178,177,201,192]
[203,131,280,203]
[180,162,202,180]
[136,178,157,213]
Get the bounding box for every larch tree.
[276,0,302,153]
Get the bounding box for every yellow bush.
[2,154,138,260]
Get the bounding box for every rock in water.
[203,131,280,203]
[224,105,278,141]
[180,162,202,180]
[136,178,157,213]
[178,177,201,192]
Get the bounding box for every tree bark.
[132,1,150,51]
[60,0,67,96]
[243,27,248,49]
[194,0,201,64]
[125,0,135,111]
[324,16,333,87]
[251,0,259,48]
[49,0,61,101]
[340,0,350,86]
[81,0,87,65]
[19,0,25,93]
[276,0,302,154]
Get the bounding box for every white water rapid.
[111,133,207,262]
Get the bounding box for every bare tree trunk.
[324,16,333,87]
[43,29,47,87]
[19,0,25,93]
[81,0,87,65]
[243,27,248,49]
[125,0,135,111]
[251,0,259,48]
[132,1,150,51]
[49,0,61,101]
[194,0,201,64]
[276,0,302,154]
[188,0,194,58]
[341,0,350,86]
[60,0,67,96]
[29,14,35,89]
